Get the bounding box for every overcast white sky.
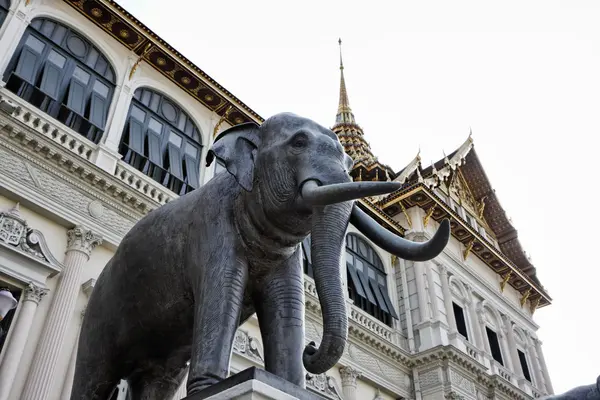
[118,0,600,393]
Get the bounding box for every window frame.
[485,326,504,366]
[119,87,203,195]
[452,301,469,341]
[3,18,116,143]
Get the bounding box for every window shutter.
[356,270,377,305]
[183,153,199,188]
[369,278,389,313]
[65,79,87,115]
[14,47,41,85]
[88,92,107,128]
[146,130,162,167]
[38,61,63,100]
[167,143,183,180]
[378,284,399,319]
[346,262,366,298]
[127,119,144,154]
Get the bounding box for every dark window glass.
[0,0,9,28]
[0,287,21,354]
[302,236,313,278]
[486,327,504,365]
[3,17,116,143]
[119,87,203,195]
[518,349,532,382]
[345,233,398,326]
[453,302,469,341]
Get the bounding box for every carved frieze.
[232,329,263,363]
[419,369,440,389]
[305,372,343,399]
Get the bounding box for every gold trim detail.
[213,106,233,138]
[400,202,412,229]
[520,288,531,307]
[530,296,541,314]
[128,43,152,81]
[500,270,512,292]
[463,238,474,261]
[423,205,436,228]
[391,255,398,266]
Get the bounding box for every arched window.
[345,234,398,325]
[0,0,10,28]
[119,88,203,195]
[3,18,115,143]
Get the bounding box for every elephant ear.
[206,122,261,192]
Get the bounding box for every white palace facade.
[0,1,554,399]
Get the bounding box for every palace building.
[0,1,554,399]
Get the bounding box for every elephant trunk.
[302,201,352,374]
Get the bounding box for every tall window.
[119,88,203,195]
[452,302,469,341]
[0,0,9,28]
[3,18,115,143]
[0,286,20,354]
[486,327,504,365]
[518,349,532,382]
[345,234,398,326]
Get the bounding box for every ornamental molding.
[339,365,361,387]
[66,226,103,257]
[305,372,343,399]
[232,329,263,364]
[0,93,166,214]
[23,281,49,304]
[0,134,136,246]
[0,204,62,273]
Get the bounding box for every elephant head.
[206,112,450,375]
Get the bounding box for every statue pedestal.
[182,367,324,400]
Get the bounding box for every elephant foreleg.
[187,254,248,394]
[255,254,306,388]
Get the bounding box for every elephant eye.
[291,132,308,149]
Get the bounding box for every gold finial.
[338,38,344,70]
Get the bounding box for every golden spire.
[335,38,356,126]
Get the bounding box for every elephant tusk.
[300,180,401,206]
[350,203,451,261]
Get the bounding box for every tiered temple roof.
[332,40,393,182]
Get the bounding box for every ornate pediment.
[0,204,61,270]
[305,372,343,399]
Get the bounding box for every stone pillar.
[526,334,545,391]
[533,337,553,394]
[497,329,514,372]
[172,369,188,400]
[439,264,458,344]
[21,226,102,400]
[424,261,439,319]
[0,2,29,79]
[0,283,48,400]
[398,259,415,353]
[465,288,484,352]
[413,262,429,323]
[339,366,361,400]
[502,315,524,379]
[59,308,85,400]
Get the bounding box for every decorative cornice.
[23,282,49,304]
[66,226,102,257]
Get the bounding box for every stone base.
[183,367,324,400]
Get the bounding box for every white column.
[59,308,85,400]
[172,375,188,400]
[424,261,439,319]
[339,366,361,400]
[533,337,553,394]
[0,283,48,400]
[0,2,29,80]
[439,264,458,343]
[502,315,523,379]
[527,334,545,391]
[497,329,514,372]
[21,226,102,400]
[399,259,415,353]
[466,289,484,352]
[413,262,429,323]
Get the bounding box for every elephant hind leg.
[69,357,119,400]
[127,360,188,400]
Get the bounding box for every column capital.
[23,282,48,304]
[339,366,361,387]
[66,226,102,257]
